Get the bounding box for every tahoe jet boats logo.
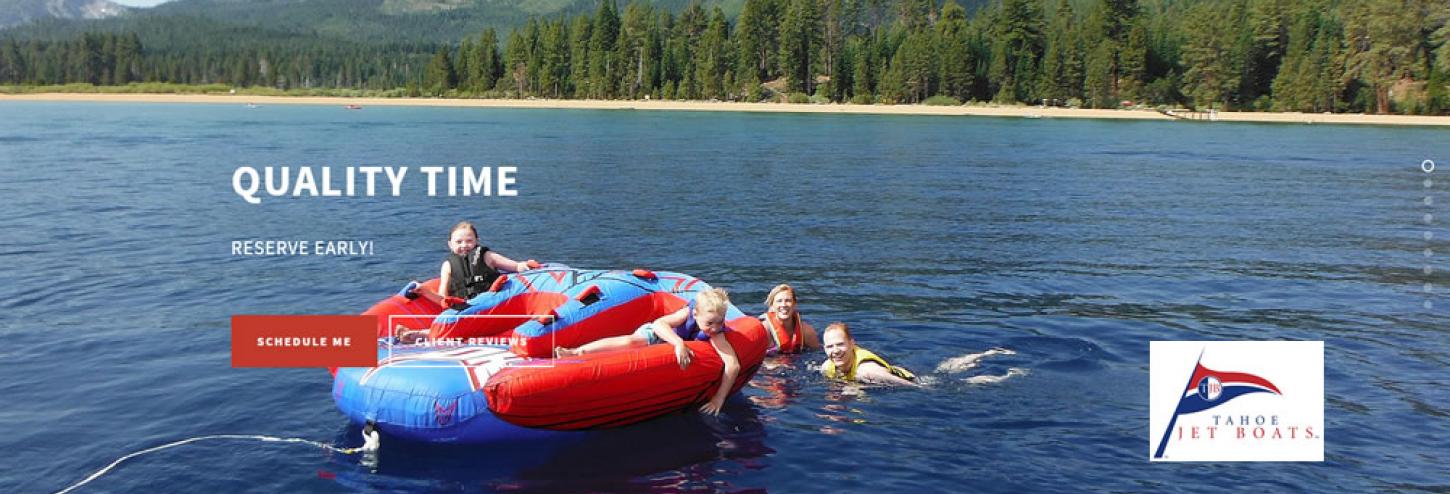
[1149,341,1323,461]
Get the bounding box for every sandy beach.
[4,92,1448,126]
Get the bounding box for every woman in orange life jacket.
[749,284,823,406]
[759,284,821,355]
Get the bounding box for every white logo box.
[1150,341,1324,462]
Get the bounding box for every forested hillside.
[2,0,1446,114]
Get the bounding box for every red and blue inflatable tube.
[334,267,770,444]
[427,265,578,340]
[505,269,733,358]
[332,344,569,443]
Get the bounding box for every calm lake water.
[0,101,1445,493]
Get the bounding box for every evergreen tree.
[569,17,592,97]
[830,36,852,101]
[458,37,476,91]
[899,30,936,102]
[780,0,821,94]
[479,28,502,91]
[899,0,933,30]
[100,33,117,85]
[1084,0,1138,102]
[880,46,905,103]
[81,33,104,85]
[672,5,703,99]
[1094,0,1137,43]
[1119,22,1148,102]
[424,45,456,96]
[1180,3,1239,110]
[937,0,973,101]
[504,28,529,95]
[589,0,620,99]
[1270,4,1318,111]
[988,0,1044,103]
[1239,0,1287,109]
[1310,16,1346,112]
[619,2,654,99]
[736,0,781,85]
[523,19,542,95]
[1085,41,1114,107]
[696,7,731,100]
[116,33,141,84]
[1344,0,1431,114]
[1437,12,1450,72]
[1037,0,1074,103]
[539,18,569,98]
[821,0,846,99]
[1,39,23,84]
[852,36,874,100]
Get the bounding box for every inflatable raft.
[334,267,768,444]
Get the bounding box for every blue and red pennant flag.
[1153,353,1282,458]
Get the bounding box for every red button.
[232,315,377,367]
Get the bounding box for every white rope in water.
[54,434,365,494]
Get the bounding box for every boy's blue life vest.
[673,300,728,341]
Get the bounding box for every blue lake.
[0,101,1445,493]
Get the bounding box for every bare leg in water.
[935,347,1015,373]
[964,368,1028,384]
[555,334,648,357]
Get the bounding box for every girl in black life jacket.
[437,221,540,305]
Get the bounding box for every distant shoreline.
[5,93,1449,127]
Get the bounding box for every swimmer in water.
[819,322,917,387]
[759,284,821,355]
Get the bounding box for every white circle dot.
[1428,196,1435,206]
[1428,214,1436,224]
[1428,248,1435,258]
[1426,300,1435,310]
[1426,283,1435,293]
[1426,160,1437,173]
[1426,265,1434,275]
[1428,179,1435,188]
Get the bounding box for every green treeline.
[0,33,144,86]
[453,0,1450,113]
[4,0,1449,114]
[0,15,438,90]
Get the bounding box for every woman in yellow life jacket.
[759,284,821,354]
[819,322,917,386]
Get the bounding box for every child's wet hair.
[450,221,479,239]
[694,288,730,317]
